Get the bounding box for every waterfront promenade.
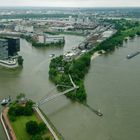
[0,107,17,140]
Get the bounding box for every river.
[0,35,140,140]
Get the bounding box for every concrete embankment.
[0,107,17,140]
[0,60,18,69]
[34,107,60,140]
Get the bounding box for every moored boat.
[127,51,140,59]
[97,109,103,117]
[1,96,11,106]
[49,54,55,58]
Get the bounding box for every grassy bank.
[10,114,40,140]
[8,99,54,140]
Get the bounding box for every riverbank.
[91,50,106,60]
[84,36,140,140]
[49,19,140,103]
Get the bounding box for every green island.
[49,19,140,103]
[8,94,54,140]
[20,34,65,48]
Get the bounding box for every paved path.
[34,107,59,140]
[1,107,17,140]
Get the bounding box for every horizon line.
[0,6,140,8]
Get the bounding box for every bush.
[18,56,24,66]
[136,31,140,36]
[44,138,50,140]
[8,115,16,122]
[30,135,43,140]
[8,100,34,118]
[14,105,25,116]
[26,121,47,136]
[38,122,46,133]
[26,121,39,135]
[24,106,33,116]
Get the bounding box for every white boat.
[1,96,11,106]
[49,54,55,58]
[97,109,103,116]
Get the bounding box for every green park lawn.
[10,114,40,140]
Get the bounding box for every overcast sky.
[0,0,140,7]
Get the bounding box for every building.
[7,37,20,57]
[69,16,76,24]
[0,39,8,60]
[45,35,64,44]
[0,37,20,60]
[15,25,34,33]
[102,30,114,39]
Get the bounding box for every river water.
[0,35,140,140]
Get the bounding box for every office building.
[0,37,20,60]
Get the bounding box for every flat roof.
[0,38,7,41]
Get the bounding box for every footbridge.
[36,74,79,107]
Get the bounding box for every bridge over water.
[36,74,79,107]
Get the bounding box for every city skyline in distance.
[0,0,140,7]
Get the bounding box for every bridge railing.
[36,74,78,106]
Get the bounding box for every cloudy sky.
[0,0,140,7]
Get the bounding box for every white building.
[102,30,114,38]
[15,25,34,33]
[45,35,64,44]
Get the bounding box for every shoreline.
[0,107,17,140]
[91,50,106,60]
[91,52,101,60]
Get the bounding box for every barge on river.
[127,51,140,59]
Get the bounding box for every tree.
[30,135,43,140]
[44,138,50,140]
[26,100,34,107]
[16,93,25,100]
[26,121,39,135]
[18,56,24,66]
[38,122,46,133]
[24,106,33,116]
[136,31,140,36]
[14,105,24,116]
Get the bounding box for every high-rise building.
[7,37,20,57]
[0,37,20,60]
[0,39,9,60]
